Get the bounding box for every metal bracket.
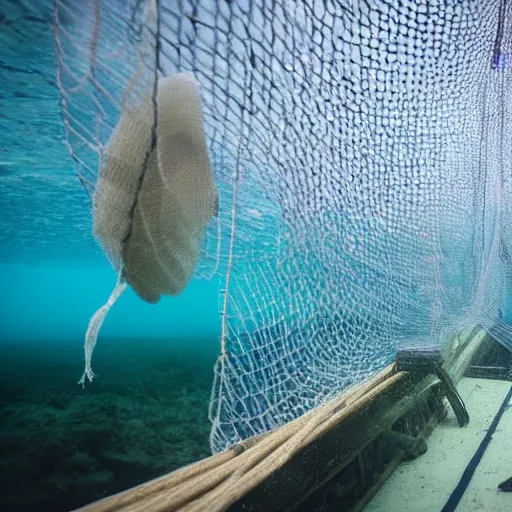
[395,347,470,427]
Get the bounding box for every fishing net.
[52,0,512,453]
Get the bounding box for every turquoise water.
[0,2,223,508]
[1,263,221,342]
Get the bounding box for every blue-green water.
[0,1,224,507]
[1,263,221,342]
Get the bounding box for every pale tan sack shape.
[79,73,218,385]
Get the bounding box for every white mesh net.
[53,0,512,453]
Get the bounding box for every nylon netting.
[53,0,512,453]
